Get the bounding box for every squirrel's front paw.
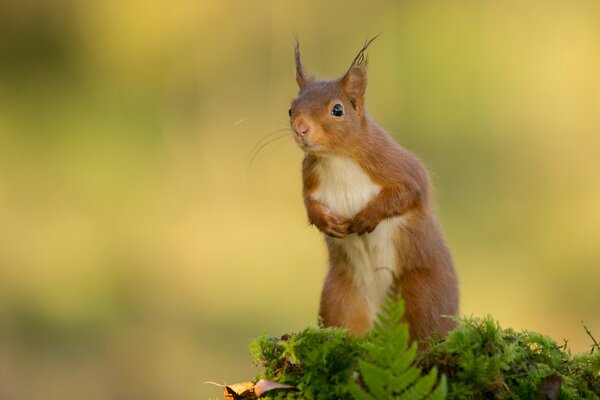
[319,212,352,238]
[351,209,379,235]
[309,204,352,238]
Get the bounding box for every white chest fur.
[312,155,380,219]
[311,155,403,321]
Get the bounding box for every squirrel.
[288,38,459,341]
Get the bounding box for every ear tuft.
[295,39,310,88]
[352,48,369,69]
[340,34,380,112]
[349,33,380,68]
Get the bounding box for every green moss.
[249,304,599,400]
[248,299,444,400]
[417,316,600,399]
[250,324,363,399]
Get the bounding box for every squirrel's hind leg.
[319,264,371,335]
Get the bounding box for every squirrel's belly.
[332,217,403,321]
[313,155,403,321]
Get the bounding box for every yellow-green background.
[1,1,599,399]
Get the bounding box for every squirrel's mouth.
[291,131,323,153]
[299,142,324,154]
[297,140,314,150]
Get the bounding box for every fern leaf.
[389,366,421,393]
[390,342,417,372]
[395,368,438,400]
[426,375,447,400]
[348,382,379,400]
[373,299,404,335]
[357,359,390,399]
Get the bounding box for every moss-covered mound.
[417,318,600,399]
[249,303,599,400]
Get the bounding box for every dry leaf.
[205,379,296,399]
[254,379,295,397]
[205,381,256,399]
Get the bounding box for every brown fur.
[290,40,459,341]
[319,254,372,335]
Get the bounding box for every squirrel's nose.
[293,121,310,138]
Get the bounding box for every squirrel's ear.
[295,40,311,88]
[341,64,367,111]
[341,35,379,112]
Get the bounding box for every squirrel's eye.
[288,108,292,117]
[331,103,344,117]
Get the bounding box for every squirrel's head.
[289,37,378,155]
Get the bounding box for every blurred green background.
[0,0,599,399]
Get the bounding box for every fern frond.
[350,296,447,400]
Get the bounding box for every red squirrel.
[289,38,459,341]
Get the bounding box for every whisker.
[246,134,290,172]
[262,135,294,161]
[248,127,290,160]
[246,128,289,166]
[234,116,288,126]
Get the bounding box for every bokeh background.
[1,1,599,399]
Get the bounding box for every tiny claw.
[351,219,376,236]
[320,212,352,238]
[325,228,345,239]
